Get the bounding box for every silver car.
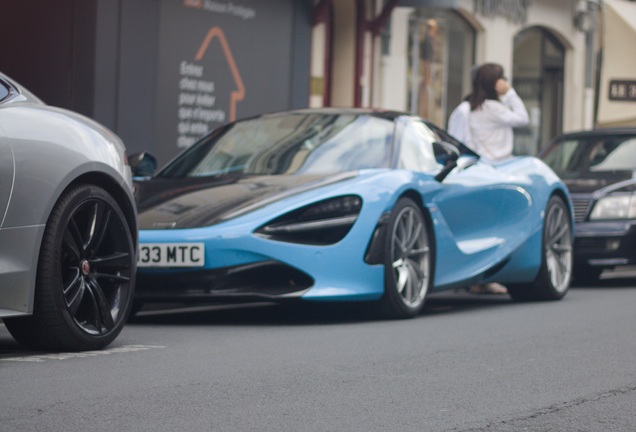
[0,73,137,351]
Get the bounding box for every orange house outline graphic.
[195,27,245,122]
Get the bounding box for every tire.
[4,184,135,351]
[572,264,603,286]
[380,198,433,318]
[508,195,573,301]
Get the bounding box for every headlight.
[589,193,636,220]
[255,195,362,245]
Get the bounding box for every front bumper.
[574,220,636,267]
[135,260,313,302]
[135,216,386,303]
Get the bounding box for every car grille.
[571,198,591,222]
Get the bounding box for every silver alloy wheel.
[544,201,573,293]
[389,205,430,308]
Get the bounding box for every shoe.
[469,283,508,295]
[469,284,485,294]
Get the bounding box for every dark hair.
[469,63,504,111]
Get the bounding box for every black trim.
[136,260,314,301]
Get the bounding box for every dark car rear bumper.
[574,220,636,267]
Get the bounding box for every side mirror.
[128,152,157,178]
[434,141,460,182]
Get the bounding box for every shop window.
[405,9,475,129]
[513,27,565,155]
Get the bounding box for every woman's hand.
[496,78,510,96]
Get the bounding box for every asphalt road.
[2,269,635,432]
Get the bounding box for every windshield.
[542,135,636,178]
[159,113,395,178]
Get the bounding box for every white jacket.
[467,89,529,161]
[447,100,472,149]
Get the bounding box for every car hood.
[135,173,356,229]
[561,170,635,194]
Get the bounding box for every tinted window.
[0,81,10,102]
[159,113,394,178]
[542,135,636,177]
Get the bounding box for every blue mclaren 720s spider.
[131,108,574,318]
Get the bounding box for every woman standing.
[468,63,529,162]
[468,63,529,294]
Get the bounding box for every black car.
[539,128,636,283]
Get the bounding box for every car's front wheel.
[5,184,135,351]
[508,195,573,301]
[380,198,432,318]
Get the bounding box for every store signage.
[475,0,531,24]
[609,80,636,102]
[154,0,293,163]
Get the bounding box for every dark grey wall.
[2,0,312,165]
[112,0,161,157]
[1,0,97,113]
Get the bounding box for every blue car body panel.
[138,155,570,301]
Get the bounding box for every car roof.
[552,128,636,141]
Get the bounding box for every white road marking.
[1,344,165,362]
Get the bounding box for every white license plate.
[138,243,205,267]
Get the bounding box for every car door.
[432,158,521,285]
[407,120,531,287]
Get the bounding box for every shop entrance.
[513,27,565,155]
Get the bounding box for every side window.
[0,81,10,103]
[399,120,441,172]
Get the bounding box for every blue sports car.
[132,109,573,318]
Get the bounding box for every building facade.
[2,0,313,164]
[310,0,595,156]
[4,0,626,163]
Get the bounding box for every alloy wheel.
[61,197,133,335]
[389,205,430,308]
[544,200,573,293]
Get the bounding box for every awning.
[597,0,636,128]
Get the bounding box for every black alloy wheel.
[4,184,135,351]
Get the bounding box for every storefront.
[3,0,596,161]
[310,0,590,155]
[513,26,566,155]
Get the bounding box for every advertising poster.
[155,0,294,163]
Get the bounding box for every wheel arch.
[551,187,571,211]
[5,176,138,350]
[364,189,436,279]
[65,172,138,248]
[507,190,574,301]
[548,187,574,232]
[397,190,437,276]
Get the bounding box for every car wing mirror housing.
[434,141,460,182]
[129,152,158,178]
